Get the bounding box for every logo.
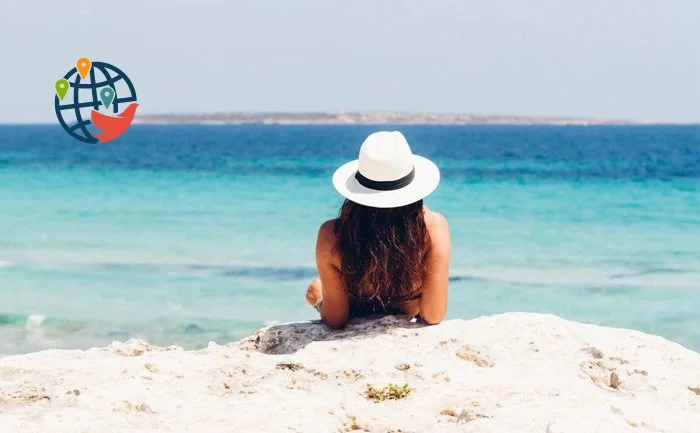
[54,58,138,144]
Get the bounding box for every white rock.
[1,313,699,432]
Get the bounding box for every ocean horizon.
[1,124,698,355]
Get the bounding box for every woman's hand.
[306,277,323,306]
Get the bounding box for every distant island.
[133,112,669,126]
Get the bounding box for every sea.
[0,124,698,355]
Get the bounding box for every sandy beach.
[1,313,699,432]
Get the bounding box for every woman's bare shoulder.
[316,219,338,254]
[318,218,337,237]
[424,209,450,250]
[424,208,448,232]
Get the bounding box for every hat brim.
[332,155,440,208]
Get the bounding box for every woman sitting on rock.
[305,131,451,328]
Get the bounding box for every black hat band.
[354,167,415,191]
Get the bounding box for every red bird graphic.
[90,103,139,143]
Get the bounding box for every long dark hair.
[334,199,430,309]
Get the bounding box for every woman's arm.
[314,219,349,329]
[418,212,451,324]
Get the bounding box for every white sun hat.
[332,131,440,208]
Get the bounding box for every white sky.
[0,0,698,122]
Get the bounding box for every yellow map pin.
[77,58,91,79]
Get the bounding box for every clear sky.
[1,0,698,123]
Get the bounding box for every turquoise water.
[0,125,698,354]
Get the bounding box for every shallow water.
[1,124,698,354]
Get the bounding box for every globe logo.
[54,58,138,144]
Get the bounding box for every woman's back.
[312,206,450,327]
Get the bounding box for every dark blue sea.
[1,124,698,354]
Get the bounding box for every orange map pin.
[77,58,91,79]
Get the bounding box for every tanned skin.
[305,206,451,328]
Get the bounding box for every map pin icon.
[77,58,91,79]
[55,78,69,100]
[100,87,115,110]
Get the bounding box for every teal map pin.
[55,79,69,100]
[100,87,115,110]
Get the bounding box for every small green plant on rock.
[365,383,411,402]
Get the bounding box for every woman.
[305,131,451,328]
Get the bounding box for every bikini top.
[348,289,422,316]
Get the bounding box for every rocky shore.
[1,313,699,432]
